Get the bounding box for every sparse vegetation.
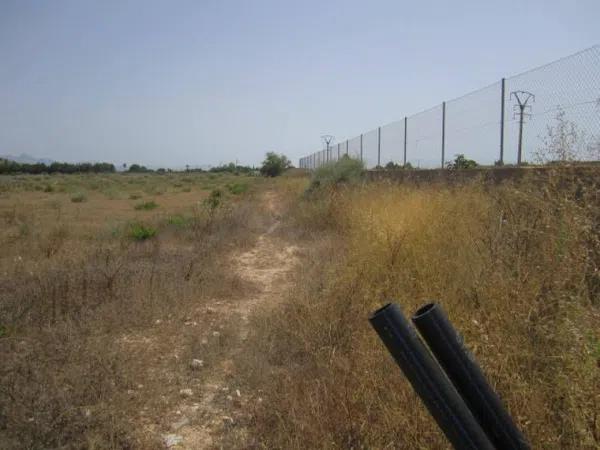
[309,155,364,190]
[1,169,599,449]
[134,200,159,211]
[534,107,586,164]
[0,171,262,449]
[128,222,157,240]
[70,192,87,203]
[227,182,248,195]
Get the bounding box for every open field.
[0,172,267,448]
[1,169,599,449]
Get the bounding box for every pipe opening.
[413,302,438,319]
[369,303,393,320]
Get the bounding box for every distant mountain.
[0,153,54,165]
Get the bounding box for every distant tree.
[209,162,254,174]
[260,152,291,177]
[128,164,150,173]
[446,154,478,170]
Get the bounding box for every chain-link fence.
[299,46,600,170]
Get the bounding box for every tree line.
[0,159,116,175]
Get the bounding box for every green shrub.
[446,154,478,170]
[260,152,291,177]
[227,182,248,195]
[128,223,157,240]
[134,201,158,211]
[70,192,87,203]
[384,161,413,170]
[102,188,122,200]
[167,215,189,227]
[309,156,364,191]
[203,189,222,211]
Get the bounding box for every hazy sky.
[1,0,599,167]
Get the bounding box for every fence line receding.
[299,46,600,170]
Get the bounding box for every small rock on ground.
[163,434,183,448]
[171,416,190,431]
[179,388,193,397]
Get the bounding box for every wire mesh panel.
[445,82,502,166]
[348,135,362,161]
[299,46,600,168]
[335,143,342,161]
[361,128,379,168]
[380,119,405,166]
[406,105,443,168]
[504,46,600,164]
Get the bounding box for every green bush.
[446,154,478,170]
[227,182,248,195]
[134,201,158,211]
[260,152,291,177]
[384,161,413,170]
[128,223,157,240]
[167,215,189,227]
[128,164,151,173]
[309,156,364,191]
[70,192,87,203]
[204,189,222,210]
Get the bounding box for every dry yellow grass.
[243,177,600,449]
[2,170,599,449]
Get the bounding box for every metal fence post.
[346,140,349,155]
[377,126,381,167]
[403,116,407,166]
[499,78,505,165]
[441,102,446,168]
[337,143,340,159]
[360,134,363,162]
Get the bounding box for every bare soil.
[129,190,300,448]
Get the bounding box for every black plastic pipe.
[369,303,494,450]
[412,303,530,450]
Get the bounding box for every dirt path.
[164,190,299,448]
